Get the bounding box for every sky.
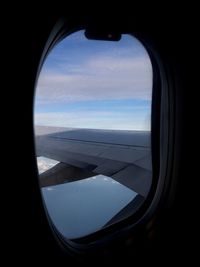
[34,30,152,131]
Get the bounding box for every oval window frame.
[33,18,174,254]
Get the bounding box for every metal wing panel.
[35,126,152,196]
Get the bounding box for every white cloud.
[37,157,59,174]
[34,110,151,131]
[88,55,150,72]
[47,187,54,191]
[36,55,152,105]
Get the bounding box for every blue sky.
[34,30,152,130]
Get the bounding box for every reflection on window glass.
[34,30,153,240]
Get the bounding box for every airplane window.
[34,30,153,240]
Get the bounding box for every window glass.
[34,30,153,239]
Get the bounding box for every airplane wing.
[35,126,152,197]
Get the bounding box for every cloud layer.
[36,56,152,105]
[37,157,59,174]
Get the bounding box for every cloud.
[34,110,151,131]
[36,55,152,105]
[37,157,59,174]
